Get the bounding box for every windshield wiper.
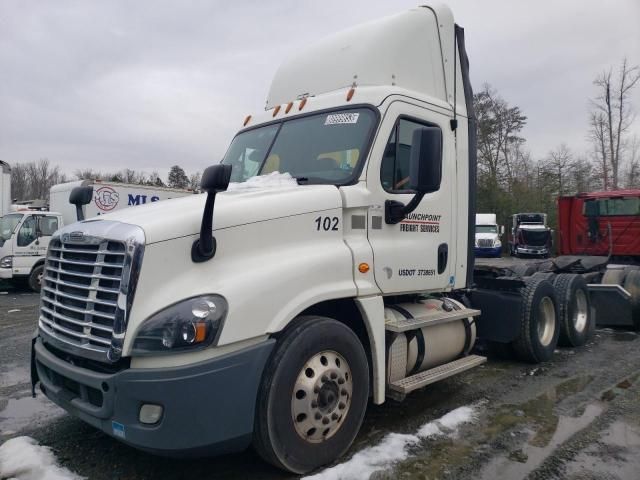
[295,177,309,184]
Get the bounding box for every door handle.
[437,243,448,274]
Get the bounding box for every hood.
[475,232,499,241]
[77,185,343,244]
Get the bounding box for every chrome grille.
[477,239,495,248]
[39,238,126,355]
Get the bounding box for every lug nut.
[321,375,329,383]
[315,412,322,420]
[339,402,346,410]
[330,372,337,380]
[332,413,339,420]
[338,378,345,384]
[322,417,330,425]
[311,400,318,408]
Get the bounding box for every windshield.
[0,214,23,241]
[520,229,550,246]
[476,225,498,234]
[222,108,377,184]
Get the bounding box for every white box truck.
[32,4,608,473]
[474,213,503,257]
[0,180,191,291]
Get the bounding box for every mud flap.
[30,331,39,398]
[588,284,634,328]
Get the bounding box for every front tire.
[28,265,44,293]
[253,316,369,474]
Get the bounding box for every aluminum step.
[388,354,487,394]
[385,307,481,333]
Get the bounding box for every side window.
[381,118,438,193]
[17,216,37,247]
[39,216,59,236]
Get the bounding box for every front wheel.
[253,316,369,474]
[28,265,44,293]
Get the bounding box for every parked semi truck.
[32,4,620,474]
[509,212,552,258]
[0,180,191,291]
[474,213,503,257]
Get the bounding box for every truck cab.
[474,213,503,257]
[510,212,552,258]
[31,4,583,474]
[0,210,63,290]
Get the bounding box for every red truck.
[558,190,640,259]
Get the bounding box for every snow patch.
[226,171,298,191]
[304,404,480,480]
[0,436,83,480]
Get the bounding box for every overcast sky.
[1,0,639,178]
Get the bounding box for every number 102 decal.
[315,216,339,231]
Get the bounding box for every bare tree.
[589,59,640,190]
[544,144,573,196]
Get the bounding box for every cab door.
[366,101,455,294]
[12,214,56,275]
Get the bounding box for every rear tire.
[28,265,44,293]
[512,278,559,363]
[253,316,369,474]
[553,274,593,347]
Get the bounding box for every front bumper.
[0,268,13,279]
[516,246,548,256]
[474,246,502,257]
[33,337,275,456]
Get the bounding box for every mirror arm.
[385,192,425,224]
[191,192,218,263]
[75,205,84,222]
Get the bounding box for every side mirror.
[385,126,442,224]
[500,225,505,235]
[192,164,232,263]
[69,186,94,221]
[408,126,442,193]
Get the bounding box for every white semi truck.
[474,213,503,257]
[31,4,602,474]
[0,180,191,291]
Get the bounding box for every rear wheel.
[553,274,593,347]
[253,316,369,474]
[512,278,559,363]
[28,265,44,293]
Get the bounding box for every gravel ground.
[1,279,639,480]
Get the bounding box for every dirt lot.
[1,278,639,480]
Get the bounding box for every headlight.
[131,295,228,355]
[494,240,502,247]
[0,256,12,268]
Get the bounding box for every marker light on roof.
[299,98,307,110]
[285,101,293,114]
[272,105,281,117]
[346,87,355,101]
[243,115,252,126]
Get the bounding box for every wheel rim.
[573,289,588,333]
[291,350,352,443]
[537,296,556,347]
[37,271,43,285]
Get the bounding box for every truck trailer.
[0,180,191,291]
[31,4,612,473]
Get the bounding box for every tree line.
[7,59,640,235]
[9,163,201,202]
[476,58,639,232]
